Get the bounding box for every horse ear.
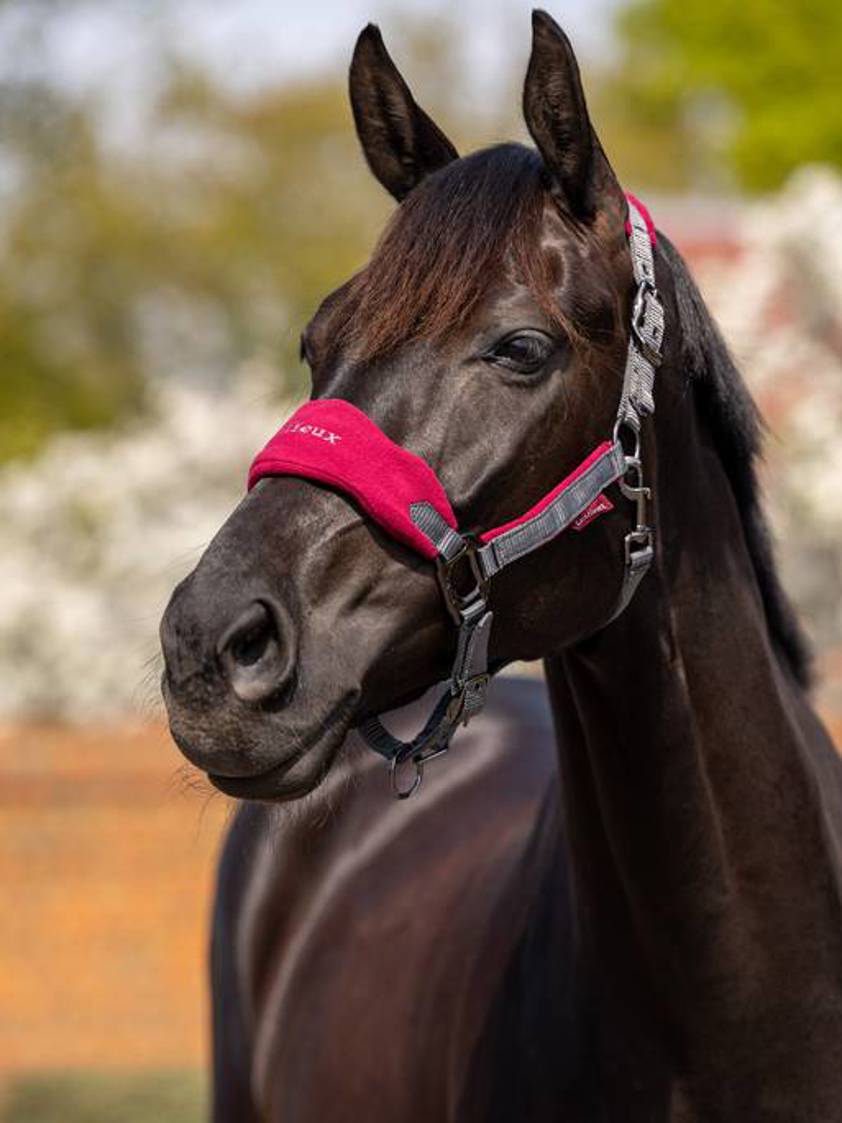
[349,24,458,202]
[523,10,621,220]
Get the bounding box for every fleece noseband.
[248,196,664,797]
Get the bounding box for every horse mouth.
[208,753,303,799]
[206,693,359,802]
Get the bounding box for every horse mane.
[658,233,813,689]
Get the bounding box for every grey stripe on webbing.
[409,502,465,560]
[476,441,626,579]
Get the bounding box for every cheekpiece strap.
[617,196,664,434]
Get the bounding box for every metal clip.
[619,457,651,528]
[624,527,654,568]
[390,752,424,800]
[619,457,654,567]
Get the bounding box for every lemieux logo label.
[281,421,342,445]
[572,493,613,531]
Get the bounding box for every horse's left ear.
[523,10,623,221]
[349,24,459,202]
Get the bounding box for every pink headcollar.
[248,400,622,566]
[246,194,663,796]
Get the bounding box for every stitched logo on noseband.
[572,493,613,531]
[281,422,342,445]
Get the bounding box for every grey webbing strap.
[617,202,665,432]
[476,441,626,580]
[409,501,465,561]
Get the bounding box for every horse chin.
[208,736,341,801]
[178,689,360,802]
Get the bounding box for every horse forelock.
[324,143,580,362]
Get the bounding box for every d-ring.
[390,753,423,800]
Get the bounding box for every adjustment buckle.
[436,537,489,625]
[446,672,490,729]
[631,279,662,368]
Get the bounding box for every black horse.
[162,11,842,1120]
[211,678,569,1123]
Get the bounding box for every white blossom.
[0,360,290,720]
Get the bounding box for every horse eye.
[485,331,554,374]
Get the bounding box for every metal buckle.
[447,672,490,727]
[613,417,641,459]
[631,279,662,368]
[435,537,489,625]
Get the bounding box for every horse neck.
[543,370,842,1112]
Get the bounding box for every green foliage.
[0,52,389,462]
[0,1070,205,1123]
[613,0,842,191]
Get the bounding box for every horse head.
[160,12,663,800]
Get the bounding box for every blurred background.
[2,0,841,1118]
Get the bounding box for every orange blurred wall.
[0,724,231,1072]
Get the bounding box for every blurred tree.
[0,1,501,464]
[610,0,842,192]
[0,38,391,461]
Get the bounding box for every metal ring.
[390,753,423,800]
[612,417,641,459]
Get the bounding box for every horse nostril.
[227,605,274,667]
[218,601,295,704]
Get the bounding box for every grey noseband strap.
[476,442,627,579]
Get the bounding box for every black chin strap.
[359,541,493,798]
[360,199,664,798]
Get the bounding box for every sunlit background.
[2,1,842,1118]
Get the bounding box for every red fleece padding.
[479,441,615,544]
[247,399,457,559]
[625,192,657,246]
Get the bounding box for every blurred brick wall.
[0,725,231,1072]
